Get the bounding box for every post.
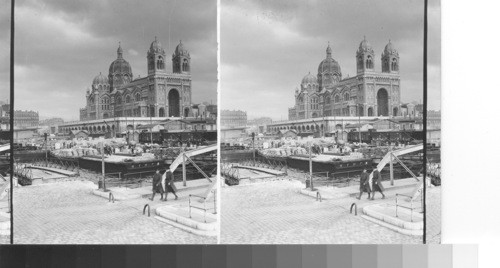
[182,147,187,187]
[150,105,153,144]
[101,142,106,191]
[309,141,313,191]
[358,105,362,144]
[251,132,256,164]
[389,147,394,186]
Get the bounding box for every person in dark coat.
[356,168,371,200]
[371,169,386,200]
[150,170,164,201]
[164,170,178,201]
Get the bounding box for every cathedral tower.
[356,36,375,74]
[147,37,166,75]
[172,40,191,74]
[381,40,399,73]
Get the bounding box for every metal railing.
[237,157,288,173]
[395,193,423,222]
[143,204,150,217]
[188,189,217,223]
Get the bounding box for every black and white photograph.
[0,0,12,245]
[11,0,218,244]
[220,0,441,244]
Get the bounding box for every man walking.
[357,168,371,200]
[163,169,178,201]
[150,169,164,201]
[371,169,386,200]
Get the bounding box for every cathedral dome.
[384,40,398,55]
[358,37,373,52]
[301,72,318,85]
[149,37,164,53]
[318,57,341,75]
[109,43,133,75]
[318,43,341,75]
[92,72,109,85]
[174,40,189,56]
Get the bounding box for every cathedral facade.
[288,38,401,120]
[80,38,192,121]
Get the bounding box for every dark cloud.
[13,0,216,120]
[221,0,440,119]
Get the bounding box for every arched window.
[116,96,122,105]
[182,59,189,72]
[334,95,340,103]
[344,93,349,101]
[366,56,373,69]
[135,93,141,102]
[126,95,131,103]
[157,56,164,69]
[368,107,374,116]
[325,96,331,104]
[391,59,398,71]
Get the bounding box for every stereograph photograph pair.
[0,0,441,245]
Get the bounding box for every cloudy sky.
[10,0,216,120]
[221,0,441,120]
[0,0,11,105]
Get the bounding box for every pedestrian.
[163,169,178,201]
[149,170,164,201]
[356,168,371,200]
[371,169,386,200]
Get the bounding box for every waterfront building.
[427,110,441,130]
[289,38,402,120]
[247,117,273,126]
[39,118,64,126]
[14,110,39,128]
[221,110,247,128]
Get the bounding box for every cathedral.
[288,37,401,120]
[80,38,192,121]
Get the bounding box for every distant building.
[427,110,441,130]
[247,117,273,126]
[0,104,9,117]
[39,118,64,126]
[80,38,193,121]
[206,104,217,118]
[191,103,217,119]
[14,110,39,128]
[289,38,402,120]
[414,104,424,118]
[246,117,273,134]
[221,110,247,128]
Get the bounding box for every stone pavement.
[13,180,216,244]
[426,186,441,244]
[221,179,438,244]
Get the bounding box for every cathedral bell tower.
[356,36,375,74]
[172,40,191,74]
[147,37,166,75]
[381,40,399,73]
